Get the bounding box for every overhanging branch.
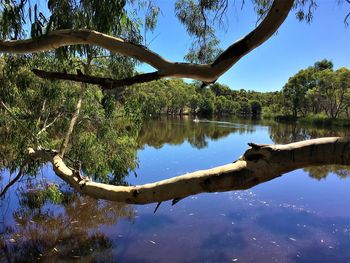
[1,0,294,84]
[32,69,162,89]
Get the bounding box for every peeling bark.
[27,137,350,205]
[0,0,294,86]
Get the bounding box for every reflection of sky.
[1,119,350,262]
[113,187,350,262]
[123,119,350,262]
[129,122,272,184]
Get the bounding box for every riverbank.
[268,114,350,128]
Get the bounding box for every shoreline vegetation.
[146,112,350,128]
[272,114,350,127]
[130,59,349,128]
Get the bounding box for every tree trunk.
[59,94,83,157]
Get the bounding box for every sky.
[138,0,350,92]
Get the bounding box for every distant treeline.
[126,79,267,116]
[125,59,350,123]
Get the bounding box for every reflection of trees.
[138,117,254,149]
[268,122,350,180]
[138,117,350,181]
[268,122,349,144]
[0,178,135,262]
[304,165,350,180]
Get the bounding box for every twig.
[153,202,162,213]
[37,113,62,136]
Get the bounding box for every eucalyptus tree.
[282,66,316,117]
[282,60,350,118]
[315,67,350,118]
[1,0,350,205]
[0,0,158,189]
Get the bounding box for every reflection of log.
[28,137,350,204]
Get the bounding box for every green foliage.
[0,0,162,68]
[282,66,316,117]
[239,100,251,115]
[298,115,350,127]
[281,59,350,119]
[3,178,135,262]
[249,100,262,116]
[125,80,275,117]
[172,0,336,63]
[45,184,64,204]
[122,59,348,122]
[198,88,215,115]
[175,0,223,63]
[0,54,139,183]
[138,117,246,150]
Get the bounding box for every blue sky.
[139,1,350,92]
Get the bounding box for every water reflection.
[268,122,350,144]
[138,116,256,149]
[0,178,134,262]
[1,117,350,262]
[138,117,350,180]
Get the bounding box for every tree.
[316,67,350,118]
[282,60,350,119]
[282,67,316,117]
[249,100,262,116]
[1,0,350,205]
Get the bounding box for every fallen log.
[28,137,350,204]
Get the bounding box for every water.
[1,117,350,262]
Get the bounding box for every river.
[1,117,350,262]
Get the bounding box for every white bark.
[0,0,294,83]
[28,137,350,204]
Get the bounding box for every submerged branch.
[27,137,350,205]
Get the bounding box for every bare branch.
[36,99,46,128]
[345,11,350,27]
[31,69,162,89]
[0,164,26,198]
[59,91,83,158]
[37,112,62,136]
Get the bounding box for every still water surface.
[1,117,350,262]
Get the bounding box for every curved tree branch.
[0,163,26,198]
[31,69,162,89]
[1,0,294,84]
[27,137,350,205]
